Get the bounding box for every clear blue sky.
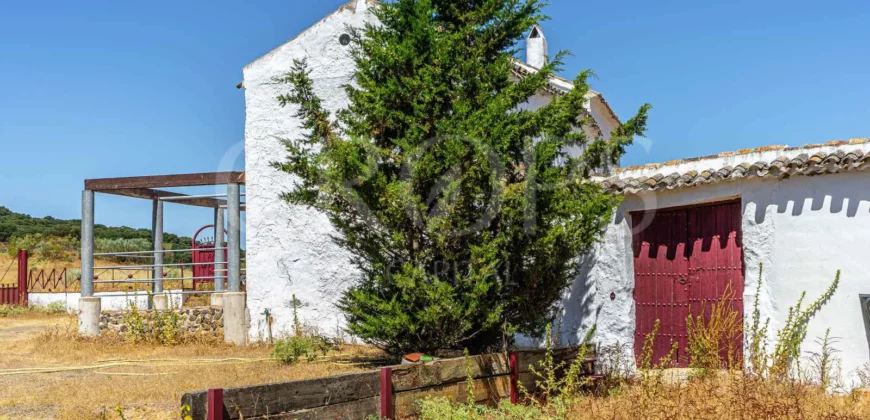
[1,0,868,237]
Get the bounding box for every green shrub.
[0,302,68,317]
[7,233,44,257]
[419,398,544,420]
[7,233,76,261]
[43,301,67,314]
[0,305,29,317]
[272,335,334,365]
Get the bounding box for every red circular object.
[76,275,82,280]
[93,275,99,280]
[162,271,168,277]
[127,274,134,279]
[610,292,616,301]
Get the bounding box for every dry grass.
[566,373,870,419]
[0,254,17,285]
[0,315,380,419]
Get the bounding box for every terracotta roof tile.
[600,139,870,194]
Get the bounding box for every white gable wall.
[569,170,870,384]
[243,0,376,339]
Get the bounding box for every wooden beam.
[97,188,228,208]
[391,353,510,392]
[514,346,595,374]
[181,371,380,420]
[85,171,245,191]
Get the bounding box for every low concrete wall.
[100,307,223,336]
[28,291,184,312]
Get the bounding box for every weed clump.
[0,301,68,317]
[271,335,334,365]
[121,301,186,345]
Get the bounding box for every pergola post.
[152,199,167,310]
[223,183,245,344]
[78,190,100,336]
[211,206,226,307]
[227,184,241,293]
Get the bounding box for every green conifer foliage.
[274,0,650,355]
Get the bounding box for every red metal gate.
[632,200,744,367]
[191,224,227,290]
[0,250,28,306]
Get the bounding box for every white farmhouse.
[241,0,620,339]
[240,0,870,383]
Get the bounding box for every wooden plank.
[514,346,595,374]
[181,371,379,420]
[391,353,510,392]
[393,375,511,418]
[182,389,209,420]
[247,396,379,420]
[85,171,245,191]
[98,188,228,208]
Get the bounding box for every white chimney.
[526,25,548,69]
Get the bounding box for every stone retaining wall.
[100,307,223,336]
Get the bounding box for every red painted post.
[380,367,393,419]
[207,388,224,420]
[509,352,519,404]
[17,249,28,307]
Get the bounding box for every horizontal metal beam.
[94,262,219,270]
[85,171,245,191]
[96,187,228,208]
[94,247,226,256]
[93,276,226,283]
[89,290,223,297]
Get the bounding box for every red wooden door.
[632,200,744,367]
[687,200,744,366]
[632,208,690,366]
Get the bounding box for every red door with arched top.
[632,200,744,367]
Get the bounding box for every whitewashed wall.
[566,157,870,385]
[28,290,184,312]
[243,0,377,340]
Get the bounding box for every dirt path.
[0,315,372,419]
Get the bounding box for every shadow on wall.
[747,178,870,224]
[612,175,870,260]
[560,252,601,345]
[516,253,598,349]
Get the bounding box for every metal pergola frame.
[80,171,246,299]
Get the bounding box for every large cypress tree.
[275,0,649,355]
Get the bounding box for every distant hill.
[0,206,193,256]
[0,206,192,244]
